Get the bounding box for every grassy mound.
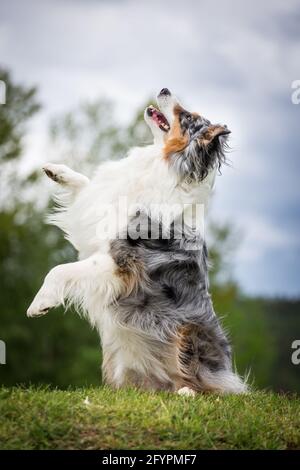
[0,386,299,450]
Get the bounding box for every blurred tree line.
[0,69,299,391]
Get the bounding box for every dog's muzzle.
[158,88,171,97]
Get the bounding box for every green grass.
[0,386,299,450]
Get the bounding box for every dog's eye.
[186,114,192,122]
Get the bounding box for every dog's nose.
[220,125,231,136]
[159,88,171,96]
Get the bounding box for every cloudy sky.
[0,0,300,296]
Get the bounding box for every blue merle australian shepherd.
[27,88,246,396]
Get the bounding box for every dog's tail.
[200,367,249,394]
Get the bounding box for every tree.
[0,68,40,209]
[0,70,101,387]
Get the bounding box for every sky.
[0,0,300,297]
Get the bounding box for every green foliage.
[207,222,275,388]
[0,68,40,208]
[0,208,101,387]
[263,299,300,392]
[0,387,299,449]
[208,221,239,286]
[0,68,40,162]
[0,70,100,387]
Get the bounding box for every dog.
[27,88,246,395]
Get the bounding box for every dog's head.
[144,88,230,182]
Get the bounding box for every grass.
[0,386,299,450]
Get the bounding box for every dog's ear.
[198,125,231,147]
[177,124,229,181]
[166,123,229,182]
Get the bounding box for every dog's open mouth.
[147,105,170,132]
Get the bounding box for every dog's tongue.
[152,110,170,131]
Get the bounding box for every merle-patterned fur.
[110,215,232,390]
[171,108,229,182]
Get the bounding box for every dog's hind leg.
[43,163,89,191]
[177,387,196,397]
[26,253,122,322]
[175,323,247,394]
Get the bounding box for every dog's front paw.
[27,294,56,318]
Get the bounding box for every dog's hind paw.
[43,163,59,182]
[43,163,89,189]
[43,163,69,184]
[177,387,196,397]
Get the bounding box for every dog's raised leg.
[43,163,89,191]
[27,253,121,319]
